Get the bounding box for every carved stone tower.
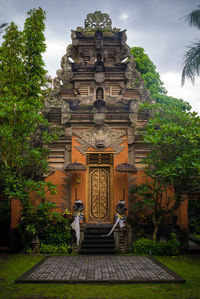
[45,11,151,250]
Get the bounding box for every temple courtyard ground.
[16,255,184,283]
[0,253,199,298]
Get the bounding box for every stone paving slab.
[16,255,185,284]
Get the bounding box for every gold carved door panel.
[87,167,111,223]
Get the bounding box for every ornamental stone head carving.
[84,11,112,30]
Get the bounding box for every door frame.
[86,163,114,223]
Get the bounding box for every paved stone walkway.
[16,255,185,284]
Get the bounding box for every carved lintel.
[73,124,126,156]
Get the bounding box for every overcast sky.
[1,0,200,112]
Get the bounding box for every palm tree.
[181,5,200,85]
[0,23,8,34]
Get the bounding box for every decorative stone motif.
[45,94,62,111]
[53,77,61,93]
[61,101,71,124]
[85,11,112,30]
[53,44,78,93]
[93,113,105,125]
[95,72,105,83]
[73,124,126,155]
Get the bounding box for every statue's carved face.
[116,202,127,215]
[73,202,84,212]
[97,89,103,99]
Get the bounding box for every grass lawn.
[0,253,200,299]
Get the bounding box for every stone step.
[80,224,115,254]
[84,233,113,239]
[81,248,115,254]
[81,243,115,249]
[82,238,114,244]
[84,228,112,233]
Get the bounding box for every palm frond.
[181,41,200,85]
[0,23,8,29]
[184,5,200,29]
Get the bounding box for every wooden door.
[87,167,111,223]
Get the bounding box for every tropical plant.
[131,47,166,98]
[19,202,72,250]
[0,8,57,210]
[130,47,200,240]
[133,100,200,239]
[182,5,200,85]
[130,180,178,241]
[133,233,180,255]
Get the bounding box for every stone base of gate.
[114,225,132,253]
[72,223,132,254]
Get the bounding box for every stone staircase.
[80,224,115,254]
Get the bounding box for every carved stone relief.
[84,11,112,30]
[127,127,135,145]
[61,101,71,124]
[45,94,62,112]
[128,144,135,165]
[73,124,126,155]
[95,72,105,83]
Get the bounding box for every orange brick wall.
[11,198,22,229]
[45,170,70,214]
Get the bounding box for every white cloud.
[160,72,200,114]
[119,13,129,21]
[43,40,68,78]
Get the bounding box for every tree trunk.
[153,223,159,241]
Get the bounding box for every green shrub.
[39,243,69,254]
[41,222,71,246]
[133,234,180,255]
[19,202,72,249]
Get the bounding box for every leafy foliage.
[39,243,70,254]
[133,234,180,255]
[19,202,72,250]
[135,101,200,239]
[0,8,56,210]
[188,199,200,234]
[183,5,200,30]
[142,103,200,190]
[131,47,166,98]
[0,23,7,35]
[182,41,200,85]
[131,46,191,111]
[130,180,178,241]
[130,46,200,240]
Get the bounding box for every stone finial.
[84,11,112,29]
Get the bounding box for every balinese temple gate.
[42,11,188,253]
